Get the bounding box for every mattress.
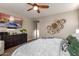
[12,38,70,56]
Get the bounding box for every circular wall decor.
[47,19,66,34]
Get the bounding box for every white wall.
[0,8,34,41]
[22,18,34,41]
[38,10,79,39]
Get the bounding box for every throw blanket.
[67,35,79,56]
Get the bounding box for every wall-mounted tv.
[0,13,23,29]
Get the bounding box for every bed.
[12,38,70,56]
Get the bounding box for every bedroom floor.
[1,39,37,56]
[1,45,20,56]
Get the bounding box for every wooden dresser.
[0,32,27,49]
[5,34,27,49]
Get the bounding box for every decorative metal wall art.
[47,19,66,34]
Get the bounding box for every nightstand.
[0,40,4,55]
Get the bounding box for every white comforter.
[12,38,66,56]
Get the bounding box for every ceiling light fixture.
[33,6,38,10]
[27,3,49,13]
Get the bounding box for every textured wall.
[38,10,79,39]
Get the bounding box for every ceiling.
[0,3,78,19]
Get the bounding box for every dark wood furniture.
[0,32,27,49]
[5,34,27,49]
